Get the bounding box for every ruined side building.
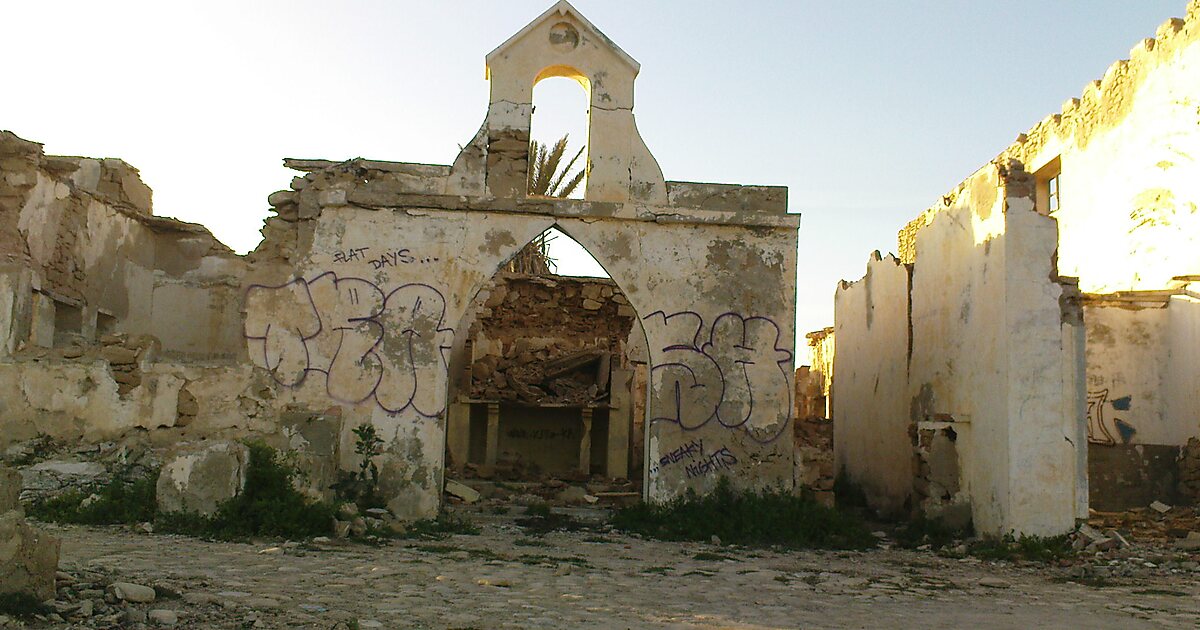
[825,1,1200,536]
[0,1,799,524]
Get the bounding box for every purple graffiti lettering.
[243,272,453,418]
[643,310,793,444]
[658,438,703,468]
[244,278,321,387]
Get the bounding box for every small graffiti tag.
[648,438,739,478]
[1087,388,1136,445]
[330,246,440,268]
[507,428,577,441]
[685,447,738,479]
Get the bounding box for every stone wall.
[464,273,636,405]
[0,131,246,358]
[834,163,1086,536]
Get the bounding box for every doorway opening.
[445,226,648,508]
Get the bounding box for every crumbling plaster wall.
[837,163,1085,536]
[901,2,1200,292]
[1083,289,1200,508]
[0,131,246,358]
[832,253,911,516]
[0,1,798,521]
[1084,301,1171,446]
[245,177,798,516]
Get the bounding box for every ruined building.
[826,1,1200,536]
[0,1,799,521]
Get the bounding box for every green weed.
[155,442,337,541]
[970,534,1074,563]
[894,516,968,551]
[0,592,49,619]
[26,473,157,525]
[398,512,480,540]
[611,477,876,550]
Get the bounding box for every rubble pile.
[4,435,158,503]
[793,415,834,505]
[1086,503,1200,549]
[468,273,636,405]
[445,476,638,508]
[472,345,611,405]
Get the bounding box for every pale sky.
[2,1,1188,361]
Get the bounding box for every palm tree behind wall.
[507,134,586,274]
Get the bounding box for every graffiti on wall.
[1087,388,1136,445]
[642,310,793,444]
[647,437,739,478]
[243,271,454,418]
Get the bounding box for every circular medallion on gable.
[549,22,580,52]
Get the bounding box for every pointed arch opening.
[528,68,590,199]
[444,223,650,503]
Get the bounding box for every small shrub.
[26,473,157,525]
[156,442,337,541]
[331,424,386,510]
[0,592,49,619]
[398,512,480,540]
[611,477,876,550]
[524,502,552,518]
[894,516,968,550]
[833,470,869,510]
[971,534,1073,563]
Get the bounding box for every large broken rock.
[0,466,60,600]
[156,441,249,516]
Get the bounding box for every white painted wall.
[1166,291,1200,444]
[1086,288,1200,447]
[832,253,911,515]
[1015,14,1200,293]
[836,164,1082,536]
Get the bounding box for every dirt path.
[39,514,1200,629]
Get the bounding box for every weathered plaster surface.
[832,253,911,516]
[1084,288,1200,447]
[899,2,1200,292]
[837,163,1083,536]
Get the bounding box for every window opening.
[52,299,82,346]
[528,75,589,199]
[1035,157,1062,216]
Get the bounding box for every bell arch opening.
[528,69,590,200]
[443,223,650,508]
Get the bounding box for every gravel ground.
[9,509,1200,629]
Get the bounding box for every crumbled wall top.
[894,0,1200,263]
[252,1,793,260]
[1002,1,1200,170]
